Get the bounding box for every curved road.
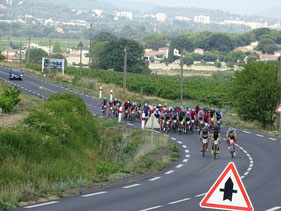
[0,67,280,211]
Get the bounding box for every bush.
[0,87,21,113]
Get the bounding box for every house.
[144,47,169,63]
[259,54,278,61]
[194,48,204,55]
[7,56,20,63]
[274,51,281,57]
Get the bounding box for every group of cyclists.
[101,98,238,157]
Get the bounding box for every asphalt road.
[0,67,280,211]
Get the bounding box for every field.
[0,37,89,51]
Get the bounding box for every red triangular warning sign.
[276,104,281,113]
[200,162,254,211]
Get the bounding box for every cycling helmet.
[192,109,195,112]
[145,103,147,106]
[229,128,234,132]
[196,105,199,109]
[104,97,107,100]
[109,100,113,103]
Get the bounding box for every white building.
[155,13,166,22]
[175,16,191,21]
[194,15,210,24]
[92,9,103,18]
[115,11,133,20]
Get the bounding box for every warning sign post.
[200,162,254,211]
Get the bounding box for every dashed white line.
[24,201,59,209]
[149,177,161,182]
[185,149,190,153]
[195,193,206,197]
[182,145,187,148]
[266,207,281,211]
[171,138,176,141]
[155,131,160,134]
[183,159,188,163]
[122,184,141,189]
[256,134,264,137]
[168,198,191,205]
[185,154,190,158]
[176,164,184,168]
[165,170,174,175]
[127,123,133,126]
[177,141,182,144]
[139,205,162,211]
[269,137,277,141]
[244,172,249,176]
[243,131,251,134]
[241,175,245,179]
[81,191,107,198]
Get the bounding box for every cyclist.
[190,108,196,130]
[226,128,238,156]
[203,109,210,127]
[216,110,223,126]
[197,109,204,129]
[211,126,221,154]
[209,108,216,128]
[200,127,210,152]
[177,109,185,132]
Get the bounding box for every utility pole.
[277,57,281,131]
[123,48,127,92]
[6,36,9,62]
[19,42,22,67]
[48,39,52,76]
[27,37,30,64]
[89,23,92,69]
[180,51,184,106]
[78,41,84,76]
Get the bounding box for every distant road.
[0,66,280,211]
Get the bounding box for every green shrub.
[0,87,21,113]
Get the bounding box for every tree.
[52,42,63,54]
[191,53,202,61]
[183,56,194,66]
[26,48,48,64]
[93,32,118,44]
[92,38,149,74]
[202,52,218,62]
[225,51,246,63]
[205,33,236,53]
[173,35,194,53]
[247,52,260,62]
[168,40,175,63]
[143,34,170,51]
[231,62,280,128]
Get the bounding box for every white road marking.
[244,172,249,176]
[183,159,188,163]
[165,170,174,175]
[122,184,141,189]
[182,145,187,148]
[127,123,133,126]
[81,191,107,198]
[243,131,251,134]
[177,141,183,144]
[168,198,191,205]
[266,207,281,211]
[149,177,161,182]
[256,134,264,137]
[195,193,206,197]
[155,131,160,134]
[176,164,184,168]
[24,201,59,209]
[139,205,162,211]
[241,175,245,179]
[185,149,190,153]
[185,154,190,158]
[269,137,277,141]
[171,138,176,141]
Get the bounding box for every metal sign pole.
[151,115,154,144]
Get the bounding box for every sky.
[137,0,281,15]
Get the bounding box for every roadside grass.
[0,91,175,210]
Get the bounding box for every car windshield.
[12,69,22,74]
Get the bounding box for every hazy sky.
[138,0,281,15]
